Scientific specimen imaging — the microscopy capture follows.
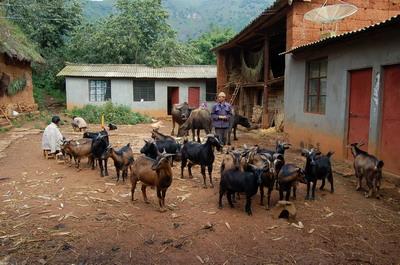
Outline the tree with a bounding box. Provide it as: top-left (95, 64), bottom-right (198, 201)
top-left (190, 27), bottom-right (235, 65)
top-left (5, 0), bottom-right (82, 50)
top-left (67, 0), bottom-right (196, 67)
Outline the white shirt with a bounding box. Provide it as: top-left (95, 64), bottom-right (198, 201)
top-left (72, 117), bottom-right (87, 129)
top-left (42, 122), bottom-right (63, 153)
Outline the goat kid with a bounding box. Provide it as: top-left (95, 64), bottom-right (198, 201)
top-left (302, 149), bottom-right (334, 200)
top-left (106, 143), bottom-right (134, 182)
top-left (349, 143), bottom-right (384, 198)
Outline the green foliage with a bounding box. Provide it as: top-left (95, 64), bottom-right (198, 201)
top-left (7, 77), bottom-right (27, 96)
top-left (67, 102), bottom-right (151, 125)
top-left (79, 0), bottom-right (273, 40)
top-left (190, 27), bottom-right (236, 65)
top-left (67, 0), bottom-right (193, 67)
top-left (5, 0), bottom-right (82, 50)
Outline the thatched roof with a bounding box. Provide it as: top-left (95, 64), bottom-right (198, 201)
top-left (0, 18), bottom-right (44, 64)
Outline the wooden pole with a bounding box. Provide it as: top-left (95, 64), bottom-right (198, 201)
top-left (261, 38), bottom-right (270, 128)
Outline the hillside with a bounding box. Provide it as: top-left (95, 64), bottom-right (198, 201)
top-left (81, 0), bottom-right (273, 40)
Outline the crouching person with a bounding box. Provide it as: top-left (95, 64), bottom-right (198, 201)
top-left (71, 116), bottom-right (87, 132)
top-left (42, 116), bottom-right (63, 157)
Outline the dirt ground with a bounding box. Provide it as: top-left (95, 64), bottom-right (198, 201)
top-left (0, 121), bottom-right (399, 265)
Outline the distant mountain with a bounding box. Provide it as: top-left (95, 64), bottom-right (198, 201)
top-left (81, 0), bottom-right (273, 40)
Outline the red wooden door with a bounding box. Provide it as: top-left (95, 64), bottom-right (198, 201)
top-left (347, 68), bottom-right (372, 158)
top-left (171, 87), bottom-right (179, 105)
top-left (380, 64), bottom-right (400, 174)
top-left (188, 87), bottom-right (200, 108)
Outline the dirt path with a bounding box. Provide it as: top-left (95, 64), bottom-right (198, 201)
top-left (0, 122), bottom-right (399, 265)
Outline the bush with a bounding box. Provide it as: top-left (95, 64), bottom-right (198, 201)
top-left (67, 102), bottom-right (151, 125)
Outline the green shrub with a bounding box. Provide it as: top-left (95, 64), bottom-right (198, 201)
top-left (7, 77), bottom-right (27, 96)
top-left (67, 102), bottom-right (151, 125)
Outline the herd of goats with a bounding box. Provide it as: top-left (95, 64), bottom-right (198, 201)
top-left (59, 104), bottom-right (385, 215)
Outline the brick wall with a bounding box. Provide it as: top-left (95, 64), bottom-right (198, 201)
top-left (287, 0), bottom-right (400, 49)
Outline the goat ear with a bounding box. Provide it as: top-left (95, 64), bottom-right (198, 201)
top-left (144, 139), bottom-right (148, 144)
top-left (301, 149), bottom-right (309, 156)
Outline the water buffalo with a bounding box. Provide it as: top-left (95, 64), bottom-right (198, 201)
top-left (177, 108), bottom-right (212, 142)
top-left (171, 102), bottom-right (193, 136)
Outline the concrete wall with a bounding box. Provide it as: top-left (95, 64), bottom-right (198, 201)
top-left (66, 77), bottom-right (214, 117)
top-left (284, 27), bottom-right (400, 159)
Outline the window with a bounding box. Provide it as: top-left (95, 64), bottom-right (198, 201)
top-left (305, 59), bottom-right (327, 114)
top-left (133, 80), bottom-right (155, 101)
top-left (206, 79), bottom-right (217, 101)
top-left (89, 80), bottom-right (111, 102)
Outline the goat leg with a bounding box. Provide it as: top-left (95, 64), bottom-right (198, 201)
top-left (365, 179), bottom-right (373, 198)
top-left (197, 129), bottom-right (200, 143)
top-left (192, 128), bottom-right (196, 142)
top-left (181, 159), bottom-right (186, 179)
top-left (292, 184), bottom-right (297, 200)
top-left (162, 189), bottom-right (167, 209)
top-left (99, 159), bottom-right (104, 177)
top-left (227, 191), bottom-right (234, 208)
top-left (208, 165), bottom-right (214, 188)
top-left (305, 181), bottom-right (311, 200)
top-left (188, 162), bottom-right (194, 179)
top-left (356, 172), bottom-right (363, 191)
top-left (233, 126), bottom-right (238, 141)
top-left (201, 165), bottom-right (207, 188)
top-left (141, 185), bottom-right (149, 203)
top-left (259, 185), bottom-right (265, 206)
top-left (285, 187), bottom-right (290, 201)
top-left (320, 178), bottom-right (326, 190)
top-left (311, 180), bottom-right (317, 200)
top-left (104, 158), bottom-right (109, 176)
top-left (131, 179), bottom-right (137, 201)
top-left (328, 173), bottom-right (334, 193)
top-left (116, 169), bottom-right (120, 182)
top-left (279, 188), bottom-right (284, 201)
top-left (266, 186), bottom-right (273, 210)
top-left (245, 195), bottom-right (252, 216)
top-left (157, 188), bottom-right (167, 212)
top-left (219, 188), bottom-right (225, 209)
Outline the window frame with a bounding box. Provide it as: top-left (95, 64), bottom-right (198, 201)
top-left (205, 79), bottom-right (217, 101)
top-left (133, 80), bottom-right (155, 102)
top-left (88, 79), bottom-right (111, 102)
top-left (304, 58), bottom-right (328, 114)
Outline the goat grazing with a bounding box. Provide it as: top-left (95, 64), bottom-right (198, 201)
top-left (106, 143), bottom-right (134, 182)
top-left (349, 143), bottom-right (384, 198)
top-left (277, 164), bottom-right (306, 201)
top-left (219, 164), bottom-right (267, 215)
top-left (181, 134), bottom-right (222, 188)
top-left (61, 138), bottom-right (93, 170)
top-left (302, 149), bottom-right (334, 200)
top-left (130, 152), bottom-right (174, 212)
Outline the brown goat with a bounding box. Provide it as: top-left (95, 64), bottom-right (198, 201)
top-left (106, 143), bottom-right (134, 183)
top-left (61, 138), bottom-right (93, 170)
top-left (130, 152), bottom-right (174, 212)
top-left (151, 128), bottom-right (176, 142)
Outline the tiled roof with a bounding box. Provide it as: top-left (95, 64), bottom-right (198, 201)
top-left (57, 64), bottom-right (216, 79)
top-left (283, 14), bottom-right (400, 54)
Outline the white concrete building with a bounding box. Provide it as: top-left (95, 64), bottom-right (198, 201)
top-left (57, 64), bottom-right (217, 117)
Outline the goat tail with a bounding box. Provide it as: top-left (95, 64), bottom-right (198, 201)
top-left (326, 151), bottom-right (335, 158)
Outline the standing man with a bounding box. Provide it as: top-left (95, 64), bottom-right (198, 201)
top-left (42, 115), bottom-right (64, 154)
top-left (211, 92), bottom-right (232, 145)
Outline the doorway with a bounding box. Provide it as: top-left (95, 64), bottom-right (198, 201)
top-left (347, 68), bottom-right (372, 158)
top-left (188, 87), bottom-right (200, 109)
top-left (167, 86), bottom-right (179, 115)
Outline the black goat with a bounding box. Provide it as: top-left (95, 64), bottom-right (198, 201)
top-left (108, 123), bottom-right (118, 130)
top-left (219, 164), bottom-right (266, 215)
top-left (277, 164), bottom-right (306, 201)
top-left (349, 143), bottom-right (384, 198)
top-left (180, 134), bottom-right (222, 188)
top-left (227, 114), bottom-right (251, 145)
top-left (140, 139), bottom-right (181, 165)
top-left (302, 149), bottom-right (334, 200)
top-left (105, 143), bottom-right (134, 182)
top-left (91, 134), bottom-right (109, 177)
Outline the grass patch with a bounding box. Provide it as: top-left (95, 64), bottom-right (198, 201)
top-left (0, 127), bottom-right (10, 133)
top-left (67, 102), bottom-right (151, 125)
